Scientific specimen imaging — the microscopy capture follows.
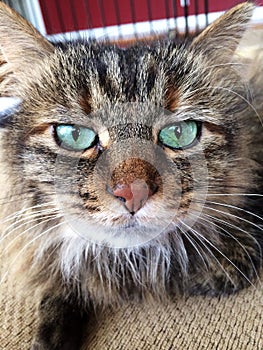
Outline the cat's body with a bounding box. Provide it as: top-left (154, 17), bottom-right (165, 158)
top-left (0, 2), bottom-right (262, 349)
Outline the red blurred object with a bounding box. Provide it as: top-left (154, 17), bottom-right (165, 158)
top-left (39, 0), bottom-right (263, 35)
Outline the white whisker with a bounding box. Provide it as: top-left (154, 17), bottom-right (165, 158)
top-left (205, 193), bottom-right (263, 197)
top-left (189, 212), bottom-right (262, 285)
top-left (1, 214), bottom-right (62, 253)
top-left (2, 200), bottom-right (57, 224)
top-left (0, 220), bottom-right (66, 286)
top-left (204, 201), bottom-right (263, 222)
top-left (1, 208), bottom-right (60, 239)
top-left (201, 211), bottom-right (261, 249)
top-left (178, 225), bottom-right (209, 270)
top-left (180, 220), bottom-right (257, 290)
top-left (202, 205), bottom-right (263, 232)
top-left (205, 62), bottom-right (249, 70)
top-left (179, 220), bottom-right (238, 287)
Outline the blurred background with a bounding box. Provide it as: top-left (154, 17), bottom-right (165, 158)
top-left (1, 0), bottom-right (263, 43)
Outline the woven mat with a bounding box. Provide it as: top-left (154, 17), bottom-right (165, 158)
top-left (1, 279), bottom-right (262, 350)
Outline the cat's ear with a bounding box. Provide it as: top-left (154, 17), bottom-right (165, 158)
top-left (191, 2), bottom-right (254, 62)
top-left (0, 3), bottom-right (53, 77)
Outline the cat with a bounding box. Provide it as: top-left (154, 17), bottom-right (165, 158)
top-left (0, 2), bottom-right (262, 349)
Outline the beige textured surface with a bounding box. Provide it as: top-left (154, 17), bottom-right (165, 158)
top-left (0, 280), bottom-right (262, 350)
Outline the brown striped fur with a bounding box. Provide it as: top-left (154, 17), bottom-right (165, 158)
top-left (0, 3), bottom-right (262, 349)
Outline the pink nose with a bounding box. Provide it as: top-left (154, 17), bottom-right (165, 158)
top-left (113, 179), bottom-right (153, 214)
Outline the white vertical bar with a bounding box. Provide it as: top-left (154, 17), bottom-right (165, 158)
top-left (180, 0), bottom-right (190, 7)
top-left (24, 0), bottom-right (47, 35)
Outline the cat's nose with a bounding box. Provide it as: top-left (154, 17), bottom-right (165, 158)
top-left (113, 179), bottom-right (156, 214)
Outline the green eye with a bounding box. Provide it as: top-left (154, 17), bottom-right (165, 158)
top-left (55, 125), bottom-right (97, 151)
top-left (159, 121), bottom-right (199, 149)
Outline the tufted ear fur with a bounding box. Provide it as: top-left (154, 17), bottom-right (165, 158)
top-left (0, 2), bottom-right (53, 93)
top-left (191, 2), bottom-right (254, 62)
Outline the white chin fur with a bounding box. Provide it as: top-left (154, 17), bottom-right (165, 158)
top-left (63, 215), bottom-right (173, 248)
top-left (59, 201), bottom-right (177, 248)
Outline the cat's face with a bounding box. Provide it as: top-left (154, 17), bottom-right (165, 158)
top-left (0, 42), bottom-right (246, 246)
top-left (13, 44), bottom-right (214, 247)
top-left (0, 3), bottom-right (262, 296)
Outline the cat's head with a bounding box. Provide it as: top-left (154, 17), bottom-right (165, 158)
top-left (0, 3), bottom-right (258, 251)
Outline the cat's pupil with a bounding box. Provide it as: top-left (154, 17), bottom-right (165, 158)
top-left (174, 124), bottom-right (182, 139)
top-left (72, 127), bottom-right (80, 141)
